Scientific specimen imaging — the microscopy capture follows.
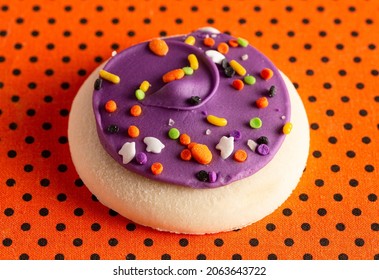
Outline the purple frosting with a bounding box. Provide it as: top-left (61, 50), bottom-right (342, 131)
top-left (93, 30), bottom-right (291, 188)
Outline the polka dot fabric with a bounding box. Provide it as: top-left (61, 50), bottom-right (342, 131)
top-left (1, 1), bottom-right (378, 260)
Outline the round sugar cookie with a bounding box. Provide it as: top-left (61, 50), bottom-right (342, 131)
top-left (68, 28), bottom-right (309, 234)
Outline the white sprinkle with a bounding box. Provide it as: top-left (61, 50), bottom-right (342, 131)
top-left (247, 139), bottom-right (258, 152)
top-left (211, 34), bottom-right (217, 38)
top-left (281, 115), bottom-right (286, 120)
top-left (118, 142), bottom-right (136, 164)
top-left (197, 27), bottom-right (221, 34)
top-left (241, 54), bottom-right (249, 61)
top-left (168, 118), bottom-right (175, 126)
top-left (205, 50), bottom-right (226, 64)
top-left (205, 129), bottom-right (212, 135)
top-left (143, 137), bottom-right (165, 154)
top-left (216, 136), bottom-right (234, 159)
top-left (111, 50), bottom-right (117, 57)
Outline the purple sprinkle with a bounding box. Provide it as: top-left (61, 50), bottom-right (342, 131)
top-left (256, 144), bottom-right (270, 156)
top-left (229, 130), bottom-right (241, 141)
top-left (208, 171), bottom-right (217, 183)
top-left (135, 152), bottom-right (147, 165)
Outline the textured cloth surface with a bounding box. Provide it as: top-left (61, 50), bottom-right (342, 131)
top-left (0, 0), bottom-right (378, 260)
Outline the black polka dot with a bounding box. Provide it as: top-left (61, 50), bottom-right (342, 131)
top-left (4, 208), bottom-right (14, 216)
top-left (1, 5), bottom-right (9, 11)
top-left (348, 6), bottom-right (356, 12)
top-left (28, 82), bottom-right (37, 89)
top-left (371, 223), bottom-right (379, 231)
top-left (353, 56), bottom-right (361, 63)
top-left (356, 82), bottom-right (364, 89)
top-left (306, 69), bottom-right (314, 76)
top-left (299, 193), bottom-right (308, 201)
top-left (91, 223), bottom-right (101, 231)
top-left (312, 150), bottom-right (322, 158)
top-left (319, 238), bottom-right (329, 246)
top-left (352, 208), bottom-right (362, 216)
top-left (249, 238), bottom-right (259, 247)
top-left (74, 208), bottom-right (84, 216)
top-left (343, 123), bottom-right (353, 130)
top-left (63, 30), bottom-right (71, 37)
top-left (333, 193), bottom-right (343, 201)
top-left (179, 238), bottom-right (189, 247)
top-left (304, 43), bottom-right (312, 50)
top-left (282, 208), bottom-right (292, 216)
top-left (317, 208), bottom-right (327, 216)
top-left (303, 254), bottom-right (313, 260)
top-left (302, 18), bottom-right (310, 24)
top-left (90, 254), bottom-right (100, 260)
top-left (21, 223), bottom-right (31, 231)
top-left (321, 56), bottom-right (329, 63)
top-left (73, 238), bottom-right (83, 246)
top-left (355, 238), bottom-right (364, 247)
top-left (214, 238), bottom-right (224, 247)
top-left (40, 178), bottom-right (50, 187)
top-left (267, 254), bottom-right (277, 260)
top-left (56, 223), bottom-right (66, 231)
top-left (362, 136), bottom-right (371, 144)
top-left (144, 238), bottom-right (153, 247)
top-left (371, 69), bottom-right (379, 76)
top-left (197, 254), bottom-right (206, 260)
top-left (55, 254), bottom-right (64, 260)
top-left (339, 253), bottom-right (348, 260)
top-left (38, 238), bottom-right (48, 246)
top-left (349, 179), bottom-right (359, 187)
top-left (75, 178), bottom-right (84, 187)
top-left (111, 18), bottom-right (119, 24)
top-left (7, 150), bottom-right (17, 158)
top-left (284, 238), bottom-right (294, 246)
top-left (222, 5), bottom-right (230, 12)
top-left (126, 223), bottom-right (136, 231)
top-left (15, 18), bottom-right (24, 24)
top-left (190, 6), bottom-right (198, 12)
top-left (9, 122), bottom-right (18, 130)
top-left (336, 43), bottom-right (344, 50)
top-left (310, 123), bottom-right (319, 130)
top-left (331, 164), bottom-right (340, 172)
top-left (365, 164), bottom-right (374, 172)
top-left (127, 30), bottom-right (135, 37)
top-left (175, 18), bottom-right (183, 24)
top-left (287, 31), bottom-right (295, 37)
top-left (334, 18), bottom-right (342, 24)
top-left (108, 238), bottom-right (118, 246)
top-left (255, 31), bottom-right (263, 37)
top-left (57, 164), bottom-right (67, 172)
top-left (58, 136), bottom-right (68, 144)
top-left (161, 254), bottom-right (171, 260)
top-left (57, 193), bottom-right (67, 202)
top-left (351, 31), bottom-right (359, 37)
top-left (336, 223), bottom-right (346, 231)
top-left (315, 179), bottom-right (324, 187)
top-left (289, 56), bottom-right (296, 63)
top-left (126, 254), bottom-right (136, 260)
top-left (368, 43), bottom-right (376, 50)
top-left (24, 164), bottom-right (34, 172)
top-left (108, 209), bottom-right (118, 216)
top-left (39, 208), bottom-right (49, 216)
top-left (319, 31), bottom-right (327, 37)
top-left (301, 223), bottom-right (311, 231)
top-left (3, 238), bottom-right (12, 247)
top-left (368, 193), bottom-right (377, 202)
top-left (266, 223), bottom-right (276, 231)
top-left (308, 95), bottom-right (317, 102)
top-left (346, 150), bottom-right (356, 158)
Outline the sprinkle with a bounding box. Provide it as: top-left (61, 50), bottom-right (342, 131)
top-left (148, 38), bottom-right (169, 56)
top-left (230, 130), bottom-right (241, 140)
top-left (205, 129), bottom-right (212, 135)
top-left (237, 37), bottom-right (249, 47)
top-left (144, 137), bottom-right (165, 153)
top-left (135, 89), bottom-right (145, 100)
top-left (196, 170), bottom-right (209, 182)
top-left (206, 115), bottom-right (228, 127)
top-left (184, 35), bottom-right (196, 45)
top-left (188, 96), bottom-right (202, 105)
top-left (229, 60), bottom-right (246, 76)
top-left (217, 42), bottom-right (229, 54)
top-left (224, 66), bottom-right (235, 78)
top-left (221, 59), bottom-right (229, 69)
top-left (203, 37), bottom-right (215, 47)
top-left (151, 162), bottom-right (163, 175)
top-left (216, 136), bottom-right (234, 159)
top-left (107, 124), bottom-right (119, 134)
top-left (232, 79), bottom-right (244, 90)
top-left (139, 80), bottom-right (150, 92)
top-left (111, 50), bottom-right (117, 57)
top-left (244, 75), bottom-right (256, 85)
top-left (249, 117), bottom-right (262, 129)
top-left (130, 105), bottom-right (142, 117)
top-left (190, 143), bottom-right (213, 165)
top-left (256, 97), bottom-right (269, 108)
top-left (268, 85), bottom-right (277, 97)
top-left (197, 27), bottom-right (221, 34)
top-left (257, 136), bottom-right (269, 145)
top-left (234, 149), bottom-right (248, 162)
top-left (99, 69), bottom-right (120, 84)
top-left (168, 128), bottom-right (180, 140)
top-left (208, 171), bottom-right (217, 183)
top-left (105, 100), bottom-right (117, 113)
top-left (94, 78), bottom-right (102, 90)
top-left (281, 115), bottom-right (286, 120)
top-left (135, 152), bottom-right (147, 165)
top-left (180, 149), bottom-right (192, 161)
top-left (283, 122), bottom-right (293, 134)
top-left (188, 54), bottom-right (199, 70)
top-left (127, 125), bottom-right (140, 138)
top-left (228, 39), bottom-right (239, 48)
top-left (241, 54), bottom-right (249, 61)
top-left (256, 144), bottom-right (270, 156)
top-left (247, 139), bottom-right (258, 151)
top-left (205, 50), bottom-right (225, 64)
top-left (118, 142), bottom-right (136, 164)
top-left (168, 118), bottom-right (175, 126)
top-left (182, 66), bottom-right (194, 75)
top-left (187, 142), bottom-right (197, 150)
top-left (260, 68), bottom-right (274, 80)
top-left (162, 69), bottom-right (185, 83)
top-left (179, 133), bottom-right (191, 146)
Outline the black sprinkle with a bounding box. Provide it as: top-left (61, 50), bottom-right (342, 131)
top-left (268, 85), bottom-right (276, 97)
top-left (94, 78), bottom-right (102, 90)
top-left (188, 96), bottom-right (202, 105)
top-left (257, 136), bottom-right (269, 145)
top-left (196, 170), bottom-right (209, 182)
top-left (107, 124), bottom-right (119, 134)
top-left (224, 66), bottom-right (235, 77)
top-left (221, 58), bottom-right (229, 69)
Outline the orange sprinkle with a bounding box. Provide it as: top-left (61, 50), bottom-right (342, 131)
top-left (217, 42), bottom-right (229, 54)
top-left (162, 69), bottom-right (185, 83)
top-left (179, 133), bottom-right (191, 146)
top-left (127, 125), bottom-right (140, 138)
top-left (190, 143), bottom-right (212, 165)
top-left (232, 79), bottom-right (244, 90)
top-left (130, 105), bottom-right (142, 117)
top-left (148, 38), bottom-right (169, 56)
top-left (151, 162), bottom-right (163, 175)
top-left (104, 100), bottom-right (117, 113)
top-left (180, 149), bottom-right (192, 161)
top-left (203, 37), bottom-right (215, 47)
top-left (187, 142), bottom-right (198, 150)
top-left (260, 68), bottom-right (274, 80)
top-left (234, 149), bottom-right (248, 162)
top-left (256, 97), bottom-right (269, 108)
top-left (228, 39), bottom-right (239, 47)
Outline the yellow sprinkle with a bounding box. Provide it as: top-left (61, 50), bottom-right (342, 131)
top-left (185, 35), bottom-right (196, 45)
top-left (139, 80), bottom-right (150, 92)
top-left (188, 54), bottom-right (199, 70)
top-left (99, 69), bottom-right (120, 84)
top-left (206, 115), bottom-right (228, 127)
top-left (283, 122), bottom-right (293, 134)
top-left (229, 60), bottom-right (246, 76)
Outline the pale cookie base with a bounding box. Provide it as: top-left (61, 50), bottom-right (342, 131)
top-left (68, 65), bottom-right (309, 234)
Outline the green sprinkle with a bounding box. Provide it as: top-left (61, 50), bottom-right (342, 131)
top-left (135, 89), bottom-right (145, 101)
top-left (182, 66), bottom-right (194, 75)
top-left (237, 37), bottom-right (249, 47)
top-left (249, 117), bottom-right (262, 129)
top-left (168, 128), bottom-right (180, 140)
top-left (244, 75), bottom-right (256, 85)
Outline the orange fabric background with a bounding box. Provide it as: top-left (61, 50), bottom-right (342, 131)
top-left (0, 0), bottom-right (378, 260)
